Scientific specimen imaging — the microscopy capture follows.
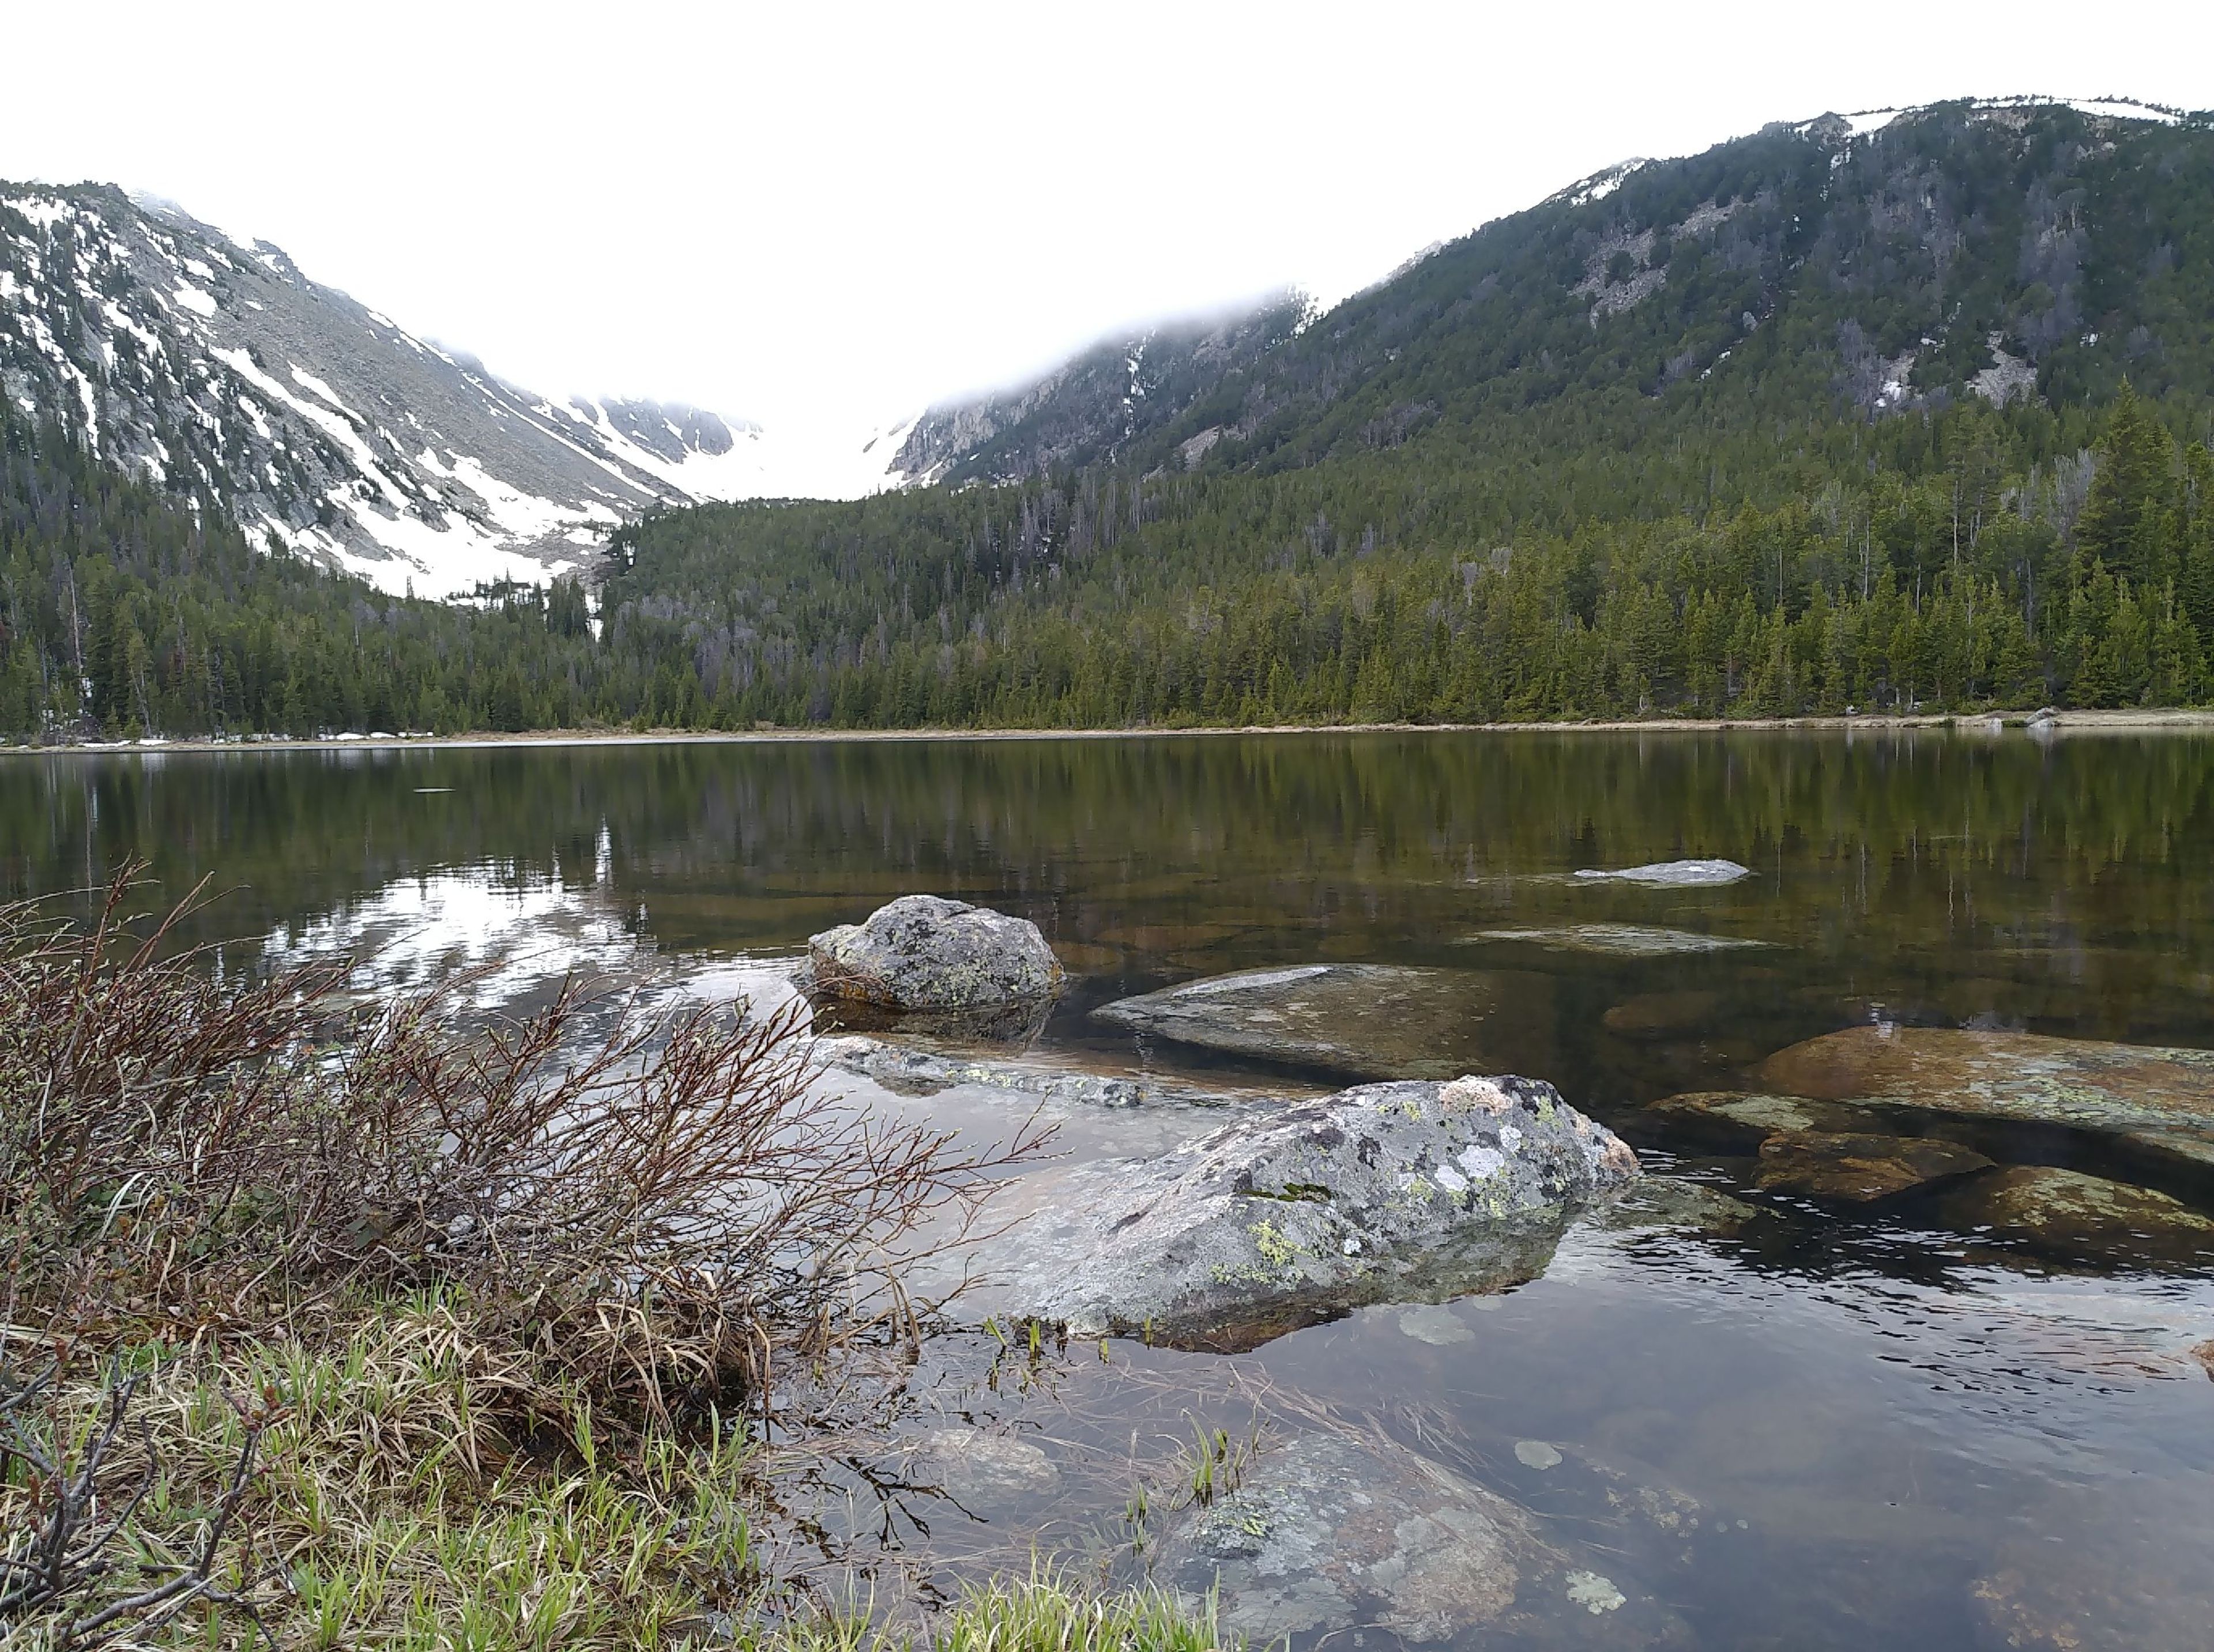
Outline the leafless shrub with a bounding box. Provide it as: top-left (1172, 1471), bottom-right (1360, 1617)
top-left (1, 865), bottom-right (1046, 1426)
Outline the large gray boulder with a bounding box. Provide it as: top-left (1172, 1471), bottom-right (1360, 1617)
top-left (959, 1073), bottom-right (1640, 1349)
top-left (805, 895), bottom-right (1063, 1014)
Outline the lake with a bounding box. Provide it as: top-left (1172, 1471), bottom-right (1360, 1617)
top-left (6, 729), bottom-right (2212, 1649)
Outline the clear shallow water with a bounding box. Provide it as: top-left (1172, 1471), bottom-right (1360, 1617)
top-left (6, 730), bottom-right (2213, 1648)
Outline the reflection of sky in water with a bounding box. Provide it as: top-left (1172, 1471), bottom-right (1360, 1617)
top-left (265, 840), bottom-right (635, 1004)
top-left (261, 824), bottom-right (803, 1016)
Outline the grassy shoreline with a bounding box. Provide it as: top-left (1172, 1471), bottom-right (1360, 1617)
top-left (1, 876), bottom-right (1174, 1650)
top-left (6, 705), bottom-right (2214, 757)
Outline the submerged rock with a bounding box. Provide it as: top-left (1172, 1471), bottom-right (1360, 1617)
top-left (1603, 990), bottom-right (1724, 1039)
top-left (1588, 1175), bottom-right (1759, 1235)
top-left (962, 1074), bottom-right (1640, 1350)
top-left (1571, 859), bottom-right (1752, 887)
top-left (1970, 1481), bottom-right (2214, 1651)
top-left (1641, 1091), bottom-right (1889, 1151)
top-left (1154, 1431), bottom-right (1679, 1646)
top-left (1755, 1027), bottom-right (2214, 1193)
top-left (1473, 925), bottom-right (1773, 957)
top-left (1754, 1027), bottom-right (2214, 1136)
top-left (1091, 964), bottom-right (1516, 1080)
top-left (1753, 1130), bottom-right (1994, 1202)
top-left (1938, 1167), bottom-right (2214, 1265)
top-left (822, 1036), bottom-right (1279, 1109)
top-left (908, 1427), bottom-right (1061, 1504)
top-left (804, 896), bottom-right (1063, 1015)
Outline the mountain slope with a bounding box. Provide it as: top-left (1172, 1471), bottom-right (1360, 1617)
top-left (890, 293), bottom-right (1311, 486)
top-left (900, 96), bottom-right (2212, 487)
top-left (0, 183), bottom-right (848, 596)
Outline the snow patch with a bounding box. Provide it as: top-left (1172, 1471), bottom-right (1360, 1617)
top-left (288, 364), bottom-right (355, 413)
top-left (1550, 159), bottom-right (1651, 209)
top-left (172, 282), bottom-right (218, 318)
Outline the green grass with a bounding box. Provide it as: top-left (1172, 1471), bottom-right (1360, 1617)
top-left (6, 1297), bottom-right (1229, 1651)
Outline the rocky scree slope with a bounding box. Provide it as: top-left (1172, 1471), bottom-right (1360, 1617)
top-left (0, 182), bottom-right (757, 597)
top-left (895, 96), bottom-right (2214, 486)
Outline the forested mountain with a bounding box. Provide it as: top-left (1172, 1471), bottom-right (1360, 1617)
top-left (7, 96), bottom-right (2214, 741)
top-left (0, 182), bottom-right (821, 597)
top-left (580, 98), bottom-right (2214, 729)
top-left (902, 97), bottom-right (2211, 486)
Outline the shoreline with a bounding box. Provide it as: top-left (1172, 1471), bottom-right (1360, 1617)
top-left (5, 706), bottom-right (2213, 756)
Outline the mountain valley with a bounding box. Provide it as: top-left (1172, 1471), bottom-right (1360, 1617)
top-left (5, 93), bottom-right (2214, 735)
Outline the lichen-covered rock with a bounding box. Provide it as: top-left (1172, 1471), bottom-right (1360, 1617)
top-left (1938, 1166), bottom-right (2214, 1265)
top-left (1153, 1431), bottom-right (1681, 1646)
top-left (1091, 964), bottom-right (1522, 1080)
top-left (962, 1074), bottom-right (1640, 1350)
top-left (804, 895), bottom-right (1063, 1014)
top-left (1753, 1130), bottom-right (1993, 1202)
top-left (1754, 1027), bottom-right (2214, 1135)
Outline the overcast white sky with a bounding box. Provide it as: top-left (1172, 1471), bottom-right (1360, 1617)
top-left (7, 2), bottom-right (2210, 439)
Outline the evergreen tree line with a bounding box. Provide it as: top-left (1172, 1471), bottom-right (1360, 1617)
top-left (593, 386), bottom-right (2214, 729)
top-left (3, 386), bottom-right (2212, 740)
top-left (0, 412), bottom-right (605, 740)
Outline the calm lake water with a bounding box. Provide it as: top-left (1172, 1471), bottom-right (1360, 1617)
top-left (6, 730), bottom-right (2213, 1649)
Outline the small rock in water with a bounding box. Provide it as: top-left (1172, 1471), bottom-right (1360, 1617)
top-left (1154, 1431), bottom-right (1675, 1645)
top-left (957, 1073), bottom-right (1640, 1351)
top-left (1753, 1130), bottom-right (1994, 1203)
top-left (1938, 1166), bottom-right (2214, 1266)
top-left (1565, 1571), bottom-right (1627, 1614)
top-left (1473, 925), bottom-right (1773, 957)
top-left (1093, 963), bottom-right (1524, 1080)
top-left (2191, 1339), bottom-right (2214, 1379)
top-left (1641, 1091), bottom-right (1889, 1152)
top-left (1514, 1439), bottom-right (1563, 1470)
top-left (803, 895), bottom-right (1063, 1015)
top-left (1571, 859), bottom-right (1752, 887)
